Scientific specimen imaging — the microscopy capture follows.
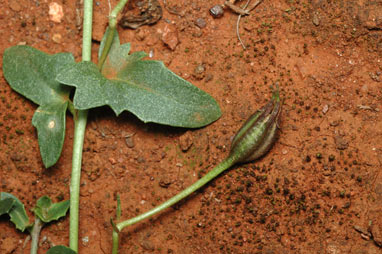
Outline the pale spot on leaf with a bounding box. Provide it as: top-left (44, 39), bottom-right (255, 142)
top-left (48, 120), bottom-right (55, 129)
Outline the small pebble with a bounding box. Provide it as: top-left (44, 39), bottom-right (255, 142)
top-left (322, 104), bottom-right (329, 114)
top-left (49, 2), bottom-right (64, 23)
top-left (209, 5), bottom-right (224, 18)
top-left (125, 136), bottom-right (135, 148)
top-left (369, 72), bottom-right (381, 82)
top-left (82, 236), bottom-right (89, 246)
top-left (312, 13), bottom-right (320, 26)
top-left (160, 23), bottom-right (179, 51)
top-left (109, 157), bottom-right (116, 165)
top-left (140, 238), bottom-right (155, 251)
top-left (52, 33), bottom-right (62, 43)
top-left (159, 178), bottom-right (171, 188)
top-left (192, 30), bottom-right (203, 38)
top-left (193, 64), bottom-right (205, 80)
top-left (195, 18), bottom-right (206, 28)
top-left (179, 131), bottom-right (193, 152)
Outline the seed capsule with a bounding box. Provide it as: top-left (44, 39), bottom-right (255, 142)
top-left (229, 88), bottom-right (281, 163)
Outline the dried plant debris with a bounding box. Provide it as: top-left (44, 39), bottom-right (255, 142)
top-left (119, 0), bottom-right (162, 29)
top-left (209, 0), bottom-right (263, 49)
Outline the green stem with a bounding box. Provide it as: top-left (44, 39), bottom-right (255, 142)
top-left (69, 0), bottom-right (92, 251)
top-left (97, 0), bottom-right (129, 69)
top-left (111, 196), bottom-right (121, 254)
top-left (82, 0), bottom-right (93, 62)
top-left (30, 218), bottom-right (43, 254)
top-left (112, 227), bottom-right (119, 254)
top-left (69, 110), bottom-right (88, 252)
top-left (116, 156), bottom-right (236, 231)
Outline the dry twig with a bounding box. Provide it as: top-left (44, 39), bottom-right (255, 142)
top-left (225, 1), bottom-right (250, 15)
top-left (236, 0), bottom-right (263, 49)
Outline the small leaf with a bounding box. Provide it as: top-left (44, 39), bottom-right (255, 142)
top-left (33, 196), bottom-right (70, 223)
top-left (32, 103), bottom-right (68, 167)
top-left (3, 46), bottom-right (75, 167)
top-left (57, 29), bottom-right (221, 128)
top-left (46, 245), bottom-right (77, 254)
top-left (0, 192), bottom-right (30, 232)
top-left (0, 198), bottom-right (15, 216)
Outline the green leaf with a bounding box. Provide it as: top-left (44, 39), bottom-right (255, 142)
top-left (46, 245), bottom-right (77, 254)
top-left (32, 103), bottom-right (68, 167)
top-left (57, 29), bottom-right (221, 128)
top-left (3, 46), bottom-right (75, 167)
top-left (0, 192), bottom-right (30, 232)
top-left (0, 198), bottom-right (15, 216)
top-left (33, 196), bottom-right (70, 223)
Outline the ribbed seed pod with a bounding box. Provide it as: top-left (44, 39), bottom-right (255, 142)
top-left (229, 88), bottom-right (281, 164)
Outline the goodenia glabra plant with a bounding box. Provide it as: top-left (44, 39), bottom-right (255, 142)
top-left (3, 0), bottom-right (221, 252)
top-left (3, 0), bottom-right (282, 253)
